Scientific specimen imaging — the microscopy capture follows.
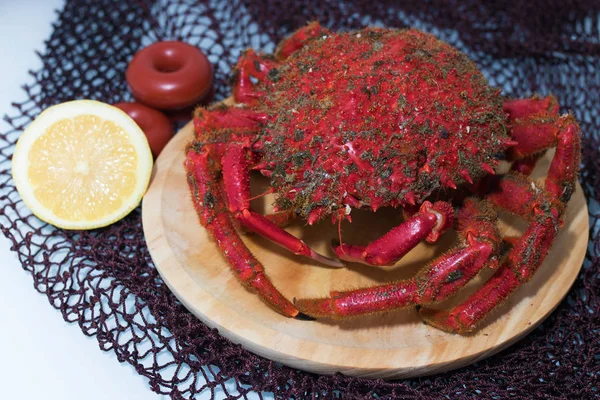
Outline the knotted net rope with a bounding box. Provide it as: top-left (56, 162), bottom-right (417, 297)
top-left (0, 0), bottom-right (599, 398)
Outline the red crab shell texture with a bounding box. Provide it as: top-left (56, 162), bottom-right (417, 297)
top-left (250, 27), bottom-right (512, 220)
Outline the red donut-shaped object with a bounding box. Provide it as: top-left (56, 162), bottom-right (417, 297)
top-left (126, 41), bottom-right (213, 110)
top-left (114, 102), bottom-right (174, 158)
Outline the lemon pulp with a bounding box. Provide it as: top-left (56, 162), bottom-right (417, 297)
top-left (28, 114), bottom-right (138, 222)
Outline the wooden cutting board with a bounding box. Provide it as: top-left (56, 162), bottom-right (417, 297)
top-left (142, 117), bottom-right (588, 379)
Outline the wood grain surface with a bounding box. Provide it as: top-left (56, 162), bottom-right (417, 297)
top-left (142, 119), bottom-right (588, 379)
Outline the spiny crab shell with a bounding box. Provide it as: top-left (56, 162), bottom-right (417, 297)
top-left (249, 27), bottom-right (510, 221)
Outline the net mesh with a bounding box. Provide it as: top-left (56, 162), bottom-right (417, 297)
top-left (1, 0), bottom-right (599, 398)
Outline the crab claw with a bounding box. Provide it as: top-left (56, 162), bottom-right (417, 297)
top-left (330, 201), bottom-right (454, 266)
top-left (309, 249), bottom-right (345, 268)
top-left (332, 239), bottom-right (361, 262)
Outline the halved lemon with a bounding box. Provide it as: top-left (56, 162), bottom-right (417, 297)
top-left (12, 100), bottom-right (153, 230)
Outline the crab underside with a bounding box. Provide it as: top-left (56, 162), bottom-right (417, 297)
top-left (184, 22), bottom-right (581, 334)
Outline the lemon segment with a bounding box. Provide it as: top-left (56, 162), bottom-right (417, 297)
top-left (12, 100), bottom-right (153, 230)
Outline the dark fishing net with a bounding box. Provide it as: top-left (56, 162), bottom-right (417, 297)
top-left (1, 0), bottom-right (599, 398)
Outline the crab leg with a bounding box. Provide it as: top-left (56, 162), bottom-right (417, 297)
top-left (295, 199), bottom-right (501, 318)
top-left (333, 201), bottom-right (454, 266)
top-left (187, 106), bottom-right (304, 316)
top-left (420, 116), bottom-right (580, 333)
top-left (232, 49), bottom-right (277, 104)
top-left (503, 96), bottom-right (562, 176)
top-left (222, 142), bottom-right (343, 267)
top-left (274, 21), bottom-right (331, 60)
top-left (503, 96), bottom-right (561, 161)
top-left (194, 106), bottom-right (268, 137)
top-left (241, 212), bottom-right (296, 234)
top-left (233, 22), bottom-right (331, 104)
top-left (186, 147), bottom-right (298, 317)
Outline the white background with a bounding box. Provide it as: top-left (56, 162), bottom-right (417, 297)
top-left (0, 1), bottom-right (246, 398)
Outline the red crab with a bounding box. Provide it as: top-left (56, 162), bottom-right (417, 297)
top-left (184, 22), bottom-right (580, 333)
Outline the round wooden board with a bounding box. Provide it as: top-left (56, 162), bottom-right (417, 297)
top-left (142, 120), bottom-right (588, 379)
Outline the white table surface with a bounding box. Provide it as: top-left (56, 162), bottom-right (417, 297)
top-left (0, 2), bottom-right (257, 398)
